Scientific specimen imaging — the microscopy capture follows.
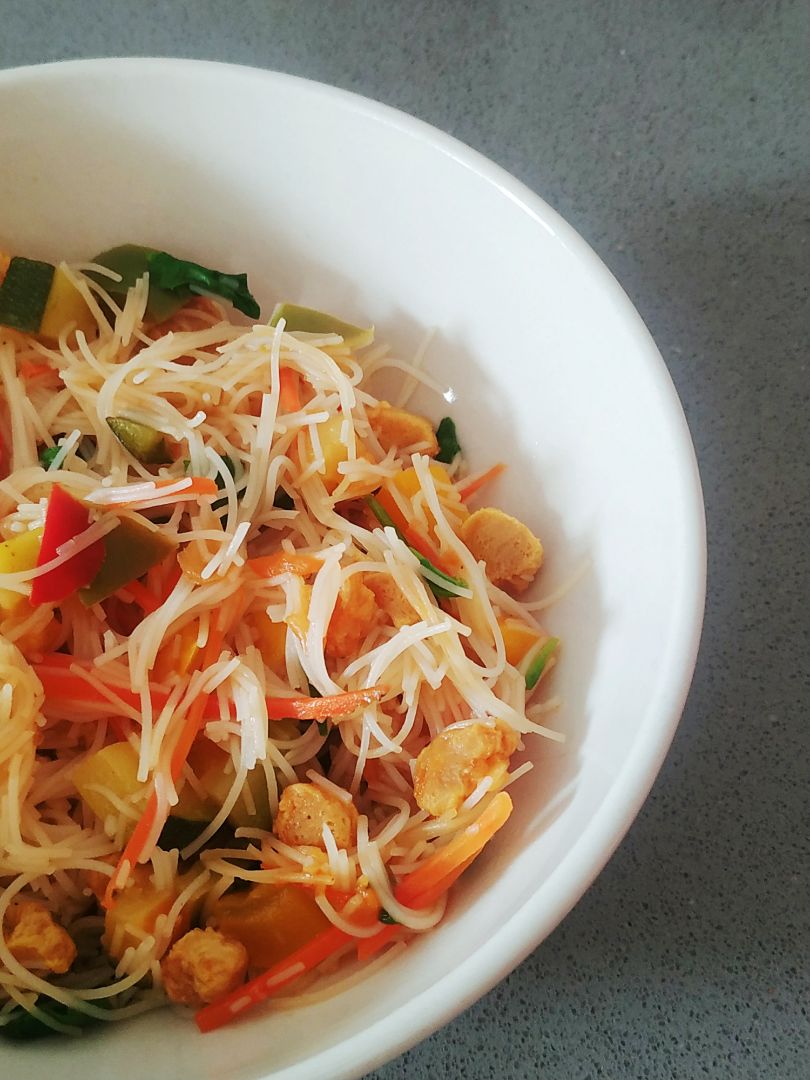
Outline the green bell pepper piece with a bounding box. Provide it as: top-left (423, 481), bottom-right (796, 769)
top-left (80, 516), bottom-right (176, 607)
top-left (89, 244), bottom-right (187, 323)
top-left (269, 303), bottom-right (374, 347)
top-left (106, 417), bottom-right (172, 465)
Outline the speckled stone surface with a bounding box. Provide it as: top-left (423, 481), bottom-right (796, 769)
top-left (2, 2), bottom-right (808, 1077)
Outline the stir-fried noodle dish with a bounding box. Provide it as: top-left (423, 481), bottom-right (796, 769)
top-left (0, 245), bottom-right (561, 1037)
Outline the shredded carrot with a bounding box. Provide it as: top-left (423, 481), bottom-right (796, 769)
top-left (122, 579), bottom-right (162, 615)
top-left (457, 463), bottom-right (506, 503)
top-left (33, 655), bottom-right (378, 725)
top-left (196, 793), bottom-right (512, 1031)
top-left (94, 477), bottom-right (219, 508)
top-left (278, 367), bottom-right (301, 413)
top-left (196, 926), bottom-right (350, 1033)
top-left (260, 686), bottom-right (386, 721)
top-left (103, 589), bottom-right (247, 908)
top-left (18, 360), bottom-right (58, 382)
top-left (399, 522), bottom-right (456, 577)
top-left (355, 923), bottom-right (399, 962)
top-left (247, 552), bottom-right (324, 579)
top-left (396, 793), bottom-right (513, 906)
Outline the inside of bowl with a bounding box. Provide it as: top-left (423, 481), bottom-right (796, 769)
top-left (0, 60), bottom-right (703, 1080)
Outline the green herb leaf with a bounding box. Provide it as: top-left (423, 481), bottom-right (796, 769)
top-left (366, 496), bottom-right (468, 600)
top-left (378, 909), bottom-right (399, 925)
top-left (39, 445), bottom-right (61, 470)
top-left (525, 637), bottom-right (560, 691)
top-left (0, 998), bottom-right (107, 1041)
top-left (435, 417), bottom-right (461, 464)
top-left (147, 252), bottom-right (260, 319)
top-left (317, 720), bottom-right (328, 737)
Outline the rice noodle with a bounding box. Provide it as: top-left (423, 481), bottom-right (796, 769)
top-left (0, 258), bottom-right (564, 1032)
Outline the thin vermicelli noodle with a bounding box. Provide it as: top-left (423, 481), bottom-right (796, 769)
top-left (0, 247), bottom-right (563, 1035)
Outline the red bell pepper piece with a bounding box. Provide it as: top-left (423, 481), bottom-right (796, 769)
top-left (30, 485), bottom-right (105, 604)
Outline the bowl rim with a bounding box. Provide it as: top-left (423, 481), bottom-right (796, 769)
top-left (0, 57), bottom-right (707, 1080)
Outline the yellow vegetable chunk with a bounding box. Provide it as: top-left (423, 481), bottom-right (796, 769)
top-left (206, 884), bottom-right (330, 973)
top-left (498, 616), bottom-right (543, 667)
top-left (153, 618), bottom-right (201, 682)
top-left (308, 414), bottom-right (377, 498)
top-left (0, 528), bottom-right (42, 613)
top-left (73, 741), bottom-right (210, 833)
top-left (187, 739), bottom-right (272, 830)
top-left (103, 864), bottom-right (199, 961)
top-left (375, 462), bottom-right (467, 538)
top-left (38, 266), bottom-right (94, 344)
top-left (248, 609), bottom-right (287, 679)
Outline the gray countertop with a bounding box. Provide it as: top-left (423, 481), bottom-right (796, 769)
top-left (2, 2), bottom-right (808, 1077)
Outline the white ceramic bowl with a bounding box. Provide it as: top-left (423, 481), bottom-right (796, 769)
top-left (0, 59), bottom-right (705, 1080)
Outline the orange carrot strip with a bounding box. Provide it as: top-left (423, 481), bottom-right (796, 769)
top-left (103, 589), bottom-right (246, 908)
top-left (395, 793), bottom-right (513, 907)
top-left (278, 368), bottom-right (301, 413)
top-left (122, 580), bottom-right (162, 615)
top-left (247, 552), bottom-right (324, 578)
top-left (357, 805), bottom-right (509, 961)
top-left (19, 360), bottom-right (58, 381)
top-left (399, 522), bottom-right (456, 577)
top-left (196, 926), bottom-right (350, 1033)
top-left (34, 656), bottom-right (375, 725)
top-left (457, 463), bottom-right (506, 503)
top-left (197, 795), bottom-right (512, 1030)
top-left (356, 924), bottom-right (403, 963)
top-left (99, 477), bottom-right (218, 508)
top-left (257, 686), bottom-right (386, 722)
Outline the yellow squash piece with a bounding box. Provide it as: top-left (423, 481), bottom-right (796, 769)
top-left (498, 616), bottom-right (543, 667)
top-left (187, 739), bottom-right (272, 830)
top-left (206, 884), bottom-right (329, 973)
top-left (73, 741), bottom-right (211, 834)
top-left (103, 864), bottom-right (201, 961)
top-left (38, 266), bottom-right (95, 344)
top-left (0, 528), bottom-right (43, 614)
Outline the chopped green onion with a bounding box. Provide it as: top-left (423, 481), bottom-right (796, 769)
top-left (366, 496), bottom-right (468, 600)
top-left (317, 720), bottom-right (328, 737)
top-left (435, 417), bottom-right (461, 464)
top-left (525, 637), bottom-right (560, 691)
top-left (38, 445), bottom-right (61, 470)
top-left (378, 908), bottom-right (399, 925)
top-left (366, 495), bottom-right (397, 531)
